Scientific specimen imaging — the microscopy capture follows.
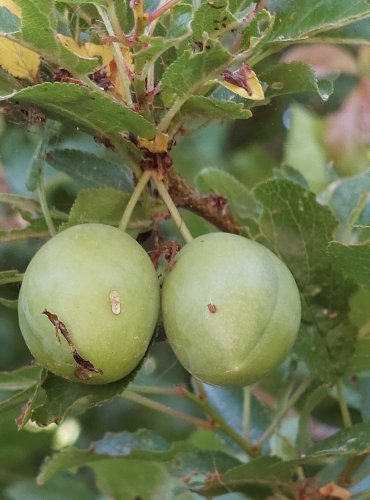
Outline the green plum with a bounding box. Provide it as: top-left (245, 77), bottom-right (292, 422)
top-left (161, 232), bottom-right (301, 387)
top-left (18, 223), bottom-right (160, 384)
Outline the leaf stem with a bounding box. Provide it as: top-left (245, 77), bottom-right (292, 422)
top-left (122, 390), bottom-right (213, 429)
top-left (257, 376), bottom-right (313, 447)
top-left (153, 177), bottom-right (193, 243)
top-left (96, 5), bottom-right (133, 107)
top-left (119, 170), bottom-right (152, 231)
top-left (336, 379), bottom-right (352, 428)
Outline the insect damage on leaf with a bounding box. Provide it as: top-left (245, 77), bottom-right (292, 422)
top-left (220, 63), bottom-right (265, 100)
top-left (42, 309), bottom-right (103, 379)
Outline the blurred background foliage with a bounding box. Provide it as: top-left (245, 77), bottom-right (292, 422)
top-left (1, 22), bottom-right (370, 500)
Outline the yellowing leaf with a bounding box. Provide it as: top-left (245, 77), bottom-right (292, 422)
top-left (0, 0), bottom-right (20, 17)
top-left (138, 133), bottom-right (169, 153)
top-left (219, 64), bottom-right (265, 100)
top-left (0, 37), bottom-right (40, 81)
top-left (57, 34), bottom-right (113, 69)
top-left (57, 35), bottom-right (134, 101)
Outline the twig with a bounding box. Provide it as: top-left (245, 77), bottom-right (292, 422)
top-left (164, 168), bottom-right (240, 234)
top-left (257, 376), bottom-right (313, 447)
top-left (122, 390), bottom-right (213, 429)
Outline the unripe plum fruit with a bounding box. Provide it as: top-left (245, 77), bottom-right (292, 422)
top-left (18, 223), bottom-right (160, 384)
top-left (161, 233), bottom-right (301, 387)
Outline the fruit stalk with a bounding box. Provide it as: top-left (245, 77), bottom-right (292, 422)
top-left (153, 175), bottom-right (193, 243)
top-left (119, 170), bottom-right (152, 231)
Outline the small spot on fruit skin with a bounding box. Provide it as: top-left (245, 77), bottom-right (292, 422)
top-left (207, 303), bottom-right (217, 313)
top-left (109, 290), bottom-right (121, 315)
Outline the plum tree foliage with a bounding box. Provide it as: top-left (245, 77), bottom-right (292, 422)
top-left (1, 0), bottom-right (370, 498)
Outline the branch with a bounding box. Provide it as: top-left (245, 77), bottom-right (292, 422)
top-left (164, 168), bottom-right (241, 234)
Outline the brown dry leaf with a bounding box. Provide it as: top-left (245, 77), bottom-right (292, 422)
top-left (138, 133), bottom-right (169, 153)
top-left (282, 45), bottom-right (357, 77)
top-left (0, 37), bottom-right (40, 81)
top-left (319, 482), bottom-right (351, 500)
top-left (0, 0), bottom-right (20, 17)
top-left (219, 64), bottom-right (265, 100)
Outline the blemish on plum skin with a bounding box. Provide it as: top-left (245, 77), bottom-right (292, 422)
top-left (42, 309), bottom-right (103, 378)
top-left (207, 303), bottom-right (217, 313)
top-left (109, 290), bottom-right (121, 315)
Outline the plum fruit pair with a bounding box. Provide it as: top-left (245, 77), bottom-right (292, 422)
top-left (18, 223), bottom-right (301, 386)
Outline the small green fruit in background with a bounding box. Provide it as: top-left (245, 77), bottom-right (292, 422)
top-left (18, 223), bottom-right (160, 384)
top-left (161, 232), bottom-right (301, 387)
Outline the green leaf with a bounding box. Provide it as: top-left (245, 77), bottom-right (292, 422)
top-left (0, 386), bottom-right (36, 421)
top-left (55, 0), bottom-right (107, 4)
top-left (29, 370), bottom-right (137, 427)
top-left (181, 96), bottom-right (252, 120)
top-left (197, 456), bottom-right (296, 496)
top-left (0, 7), bottom-right (20, 33)
top-left (266, 0), bottom-right (370, 43)
top-left (294, 321), bottom-right (357, 382)
top-left (228, 0), bottom-right (254, 14)
top-left (166, 3), bottom-right (192, 38)
top-left (347, 288), bottom-right (370, 375)
top-left (46, 149), bottom-right (134, 192)
top-left (13, 0), bottom-right (100, 75)
top-left (328, 242), bottom-right (370, 289)
top-left (191, 1), bottom-right (236, 41)
top-left (240, 9), bottom-right (274, 50)
top-left (297, 385), bottom-right (329, 452)
top-left (326, 171), bottom-right (370, 226)
top-left (5, 476), bottom-right (100, 500)
top-left (196, 167), bottom-right (258, 225)
top-left (90, 460), bottom-right (184, 500)
top-left (0, 269), bottom-right (23, 285)
top-left (38, 429), bottom-right (241, 483)
top-left (254, 179), bottom-right (351, 309)
top-left (283, 104), bottom-right (330, 194)
top-left (261, 62), bottom-right (333, 101)
top-left (160, 42), bottom-right (232, 107)
top-left (0, 366), bottom-right (42, 391)
top-left (199, 384), bottom-right (271, 448)
top-left (2, 83), bottom-right (156, 139)
top-left (307, 421), bottom-right (370, 457)
top-left (319, 18), bottom-right (370, 44)
top-left (65, 188), bottom-right (150, 231)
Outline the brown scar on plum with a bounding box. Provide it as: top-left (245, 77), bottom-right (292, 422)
top-left (207, 303), bottom-right (217, 313)
top-left (42, 309), bottom-right (103, 378)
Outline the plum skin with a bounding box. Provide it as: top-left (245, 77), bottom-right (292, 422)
top-left (161, 232), bottom-right (301, 387)
top-left (18, 223), bottom-right (160, 384)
